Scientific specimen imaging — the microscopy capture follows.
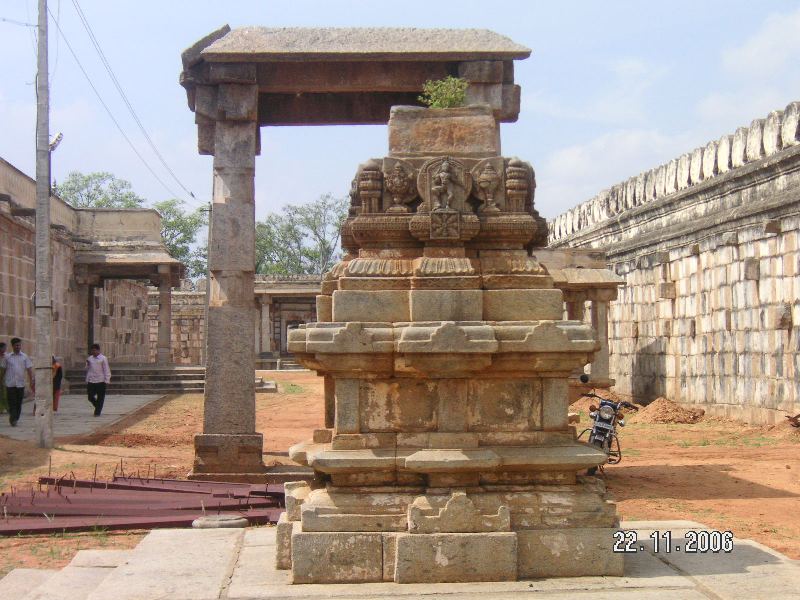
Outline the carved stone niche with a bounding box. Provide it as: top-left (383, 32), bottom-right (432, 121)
top-left (417, 156), bottom-right (473, 213)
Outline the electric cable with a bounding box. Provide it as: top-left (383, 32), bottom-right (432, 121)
top-left (69, 0), bottom-right (200, 206)
top-left (47, 5), bottom-right (184, 202)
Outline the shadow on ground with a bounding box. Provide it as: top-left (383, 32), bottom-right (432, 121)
top-left (605, 463), bottom-right (798, 500)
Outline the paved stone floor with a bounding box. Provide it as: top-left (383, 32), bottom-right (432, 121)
top-left (2, 520), bottom-right (798, 599)
top-left (0, 394), bottom-right (162, 442)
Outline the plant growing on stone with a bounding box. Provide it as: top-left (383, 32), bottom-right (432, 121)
top-left (418, 76), bottom-right (468, 108)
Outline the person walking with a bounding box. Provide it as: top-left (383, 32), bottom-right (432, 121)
top-left (52, 356), bottom-right (63, 413)
top-left (0, 342), bottom-right (8, 415)
top-left (4, 338), bottom-right (34, 426)
top-left (85, 343), bottom-right (111, 416)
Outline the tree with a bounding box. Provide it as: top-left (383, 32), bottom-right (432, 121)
top-left (55, 171), bottom-right (145, 208)
top-left (256, 194), bottom-right (348, 275)
top-left (152, 198), bottom-right (208, 279)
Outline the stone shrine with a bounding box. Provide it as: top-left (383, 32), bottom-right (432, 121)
top-left (280, 104), bottom-right (623, 583)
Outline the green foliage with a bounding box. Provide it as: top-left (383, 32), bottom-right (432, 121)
top-left (418, 76), bottom-right (469, 108)
top-left (55, 171), bottom-right (145, 208)
top-left (256, 194), bottom-right (348, 276)
top-left (151, 198), bottom-right (208, 279)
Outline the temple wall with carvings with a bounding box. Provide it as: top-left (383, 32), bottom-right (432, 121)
top-left (548, 101), bottom-right (800, 424)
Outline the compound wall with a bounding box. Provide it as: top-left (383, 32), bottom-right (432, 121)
top-left (549, 101), bottom-right (800, 424)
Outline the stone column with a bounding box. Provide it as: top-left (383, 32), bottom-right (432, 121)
top-left (191, 80), bottom-right (265, 480)
top-left (590, 299), bottom-right (610, 381)
top-left (260, 296), bottom-right (272, 354)
top-left (156, 265), bottom-right (172, 363)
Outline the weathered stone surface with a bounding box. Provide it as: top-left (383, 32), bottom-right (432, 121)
top-left (388, 105), bottom-right (500, 158)
top-left (291, 532), bottom-right (384, 583)
top-left (782, 101), bottom-right (800, 147)
top-left (394, 532), bottom-right (517, 583)
top-left (276, 513), bottom-right (295, 570)
top-left (517, 528), bottom-right (624, 577)
top-left (483, 289), bottom-right (563, 321)
top-left (87, 529), bottom-right (243, 600)
top-left (409, 289), bottom-right (483, 321)
top-left (408, 492), bottom-right (511, 533)
top-left (332, 290), bottom-right (409, 322)
top-left (200, 28), bottom-right (531, 62)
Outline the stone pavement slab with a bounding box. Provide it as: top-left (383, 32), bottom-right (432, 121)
top-left (86, 528), bottom-right (243, 600)
top-left (0, 568), bottom-right (57, 599)
top-left (25, 565), bottom-right (114, 600)
top-left (69, 549), bottom-right (133, 568)
top-left (0, 394), bottom-right (162, 443)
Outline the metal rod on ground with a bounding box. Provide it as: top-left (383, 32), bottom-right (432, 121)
top-left (34, 0), bottom-right (54, 449)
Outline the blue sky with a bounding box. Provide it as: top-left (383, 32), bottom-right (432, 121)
top-left (2, 1), bottom-right (799, 222)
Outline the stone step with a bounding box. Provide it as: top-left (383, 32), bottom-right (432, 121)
top-left (65, 374), bottom-right (206, 382)
top-left (0, 569), bottom-right (58, 600)
top-left (85, 528), bottom-right (243, 600)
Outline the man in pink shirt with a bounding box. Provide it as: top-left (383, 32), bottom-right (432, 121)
top-left (85, 343), bottom-right (111, 416)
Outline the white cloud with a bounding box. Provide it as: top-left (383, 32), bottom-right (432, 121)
top-left (536, 128), bottom-right (692, 218)
top-left (722, 8), bottom-right (800, 79)
top-left (522, 57), bottom-right (667, 126)
top-left (696, 7), bottom-right (800, 133)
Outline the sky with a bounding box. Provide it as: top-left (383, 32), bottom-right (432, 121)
top-left (2, 0), bottom-right (800, 225)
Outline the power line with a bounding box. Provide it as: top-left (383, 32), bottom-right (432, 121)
top-left (0, 16), bottom-right (36, 27)
top-left (69, 0), bottom-right (199, 206)
top-left (46, 5), bottom-right (184, 202)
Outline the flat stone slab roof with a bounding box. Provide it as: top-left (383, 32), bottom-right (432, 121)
top-left (200, 27), bottom-right (531, 62)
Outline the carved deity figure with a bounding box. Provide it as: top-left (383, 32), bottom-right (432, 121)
top-left (431, 160), bottom-right (461, 211)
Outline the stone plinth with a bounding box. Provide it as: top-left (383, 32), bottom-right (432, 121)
top-left (278, 105), bottom-right (622, 583)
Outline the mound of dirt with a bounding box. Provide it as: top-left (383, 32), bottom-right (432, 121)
top-left (631, 397), bottom-right (705, 424)
top-left (765, 418), bottom-right (800, 440)
top-left (569, 388), bottom-right (638, 415)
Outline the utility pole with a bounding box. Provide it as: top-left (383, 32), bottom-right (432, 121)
top-left (34, 0), bottom-right (54, 449)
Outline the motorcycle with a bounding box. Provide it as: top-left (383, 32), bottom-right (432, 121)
top-left (576, 374), bottom-right (638, 475)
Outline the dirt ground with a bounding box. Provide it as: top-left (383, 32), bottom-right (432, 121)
top-left (1, 370), bottom-right (799, 576)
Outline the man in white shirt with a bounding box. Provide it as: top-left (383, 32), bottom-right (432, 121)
top-left (4, 337), bottom-right (34, 427)
top-left (85, 343), bottom-right (111, 416)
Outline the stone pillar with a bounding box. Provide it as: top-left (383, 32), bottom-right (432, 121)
top-left (565, 291), bottom-right (586, 321)
top-left (156, 265), bottom-right (172, 363)
top-left (590, 299), bottom-right (610, 381)
top-left (190, 80), bottom-right (265, 480)
top-left (260, 296), bottom-right (272, 354)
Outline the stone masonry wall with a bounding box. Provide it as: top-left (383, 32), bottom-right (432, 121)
top-left (548, 101), bottom-right (800, 425)
top-left (1, 209), bottom-right (151, 368)
top-left (92, 280), bottom-right (150, 364)
top-left (147, 290), bottom-right (205, 365)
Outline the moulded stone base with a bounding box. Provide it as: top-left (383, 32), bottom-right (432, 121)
top-left (285, 527), bottom-right (624, 583)
top-left (190, 433), bottom-right (266, 481)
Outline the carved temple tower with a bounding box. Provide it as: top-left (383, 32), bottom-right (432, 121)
top-left (280, 104), bottom-right (622, 583)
